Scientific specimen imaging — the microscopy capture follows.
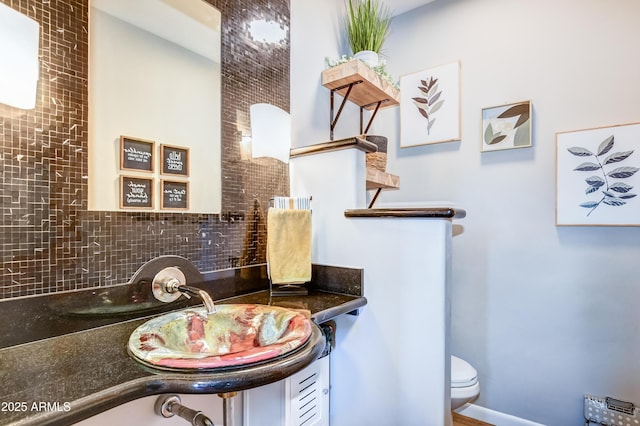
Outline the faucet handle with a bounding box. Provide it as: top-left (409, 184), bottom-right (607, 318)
top-left (152, 267), bottom-right (186, 303)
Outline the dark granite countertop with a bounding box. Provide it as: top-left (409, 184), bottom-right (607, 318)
top-left (0, 265), bottom-right (366, 425)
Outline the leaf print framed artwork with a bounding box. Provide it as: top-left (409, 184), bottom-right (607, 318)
top-left (400, 61), bottom-right (461, 147)
top-left (556, 122), bottom-right (640, 226)
top-left (481, 100), bottom-right (532, 152)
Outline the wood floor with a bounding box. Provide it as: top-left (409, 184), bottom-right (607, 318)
top-left (453, 412), bottom-right (494, 426)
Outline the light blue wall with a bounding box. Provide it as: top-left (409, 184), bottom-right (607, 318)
top-left (291, 0), bottom-right (640, 424)
top-left (371, 0), bottom-right (640, 424)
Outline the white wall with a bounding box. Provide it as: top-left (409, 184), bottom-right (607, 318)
top-left (291, 0), bottom-right (362, 147)
top-left (291, 0), bottom-right (640, 425)
top-left (290, 148), bottom-right (453, 425)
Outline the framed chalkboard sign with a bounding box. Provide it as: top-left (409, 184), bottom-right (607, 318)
top-left (160, 144), bottom-right (189, 176)
top-left (120, 176), bottom-right (154, 209)
top-left (120, 136), bottom-right (155, 172)
top-left (161, 180), bottom-right (189, 210)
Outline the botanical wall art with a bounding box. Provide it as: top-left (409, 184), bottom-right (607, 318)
top-left (556, 122), bottom-right (640, 226)
top-left (481, 100), bottom-right (532, 152)
top-left (400, 61), bottom-right (461, 147)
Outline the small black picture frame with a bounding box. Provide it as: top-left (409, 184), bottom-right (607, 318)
top-left (161, 180), bottom-right (189, 210)
top-left (120, 175), bottom-right (154, 209)
top-left (160, 144), bottom-right (189, 176)
top-left (120, 136), bottom-right (155, 172)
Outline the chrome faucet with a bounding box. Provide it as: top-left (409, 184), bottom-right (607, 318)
top-left (151, 267), bottom-right (216, 315)
top-left (172, 283), bottom-right (216, 315)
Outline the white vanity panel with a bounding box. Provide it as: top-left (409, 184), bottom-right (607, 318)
top-left (291, 146), bottom-right (453, 426)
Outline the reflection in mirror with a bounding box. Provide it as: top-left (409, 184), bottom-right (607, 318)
top-left (0, 0), bottom-right (290, 300)
top-left (88, 0), bottom-right (221, 213)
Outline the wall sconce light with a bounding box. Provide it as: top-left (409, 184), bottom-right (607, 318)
top-left (0, 3), bottom-right (40, 110)
top-left (248, 19), bottom-right (287, 44)
top-left (249, 103), bottom-right (291, 163)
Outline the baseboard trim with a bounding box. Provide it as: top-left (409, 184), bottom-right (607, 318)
top-left (455, 403), bottom-right (545, 426)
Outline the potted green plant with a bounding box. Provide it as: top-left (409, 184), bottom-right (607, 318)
top-left (346, 0), bottom-right (392, 67)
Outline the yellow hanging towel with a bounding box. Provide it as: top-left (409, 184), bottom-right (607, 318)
top-left (266, 208), bottom-right (312, 284)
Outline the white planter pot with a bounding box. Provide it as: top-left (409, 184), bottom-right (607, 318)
top-left (354, 50), bottom-right (379, 67)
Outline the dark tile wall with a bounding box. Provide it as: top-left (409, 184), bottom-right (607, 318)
top-left (0, 0), bottom-right (290, 299)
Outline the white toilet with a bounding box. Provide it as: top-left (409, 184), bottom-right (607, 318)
top-left (451, 355), bottom-right (480, 409)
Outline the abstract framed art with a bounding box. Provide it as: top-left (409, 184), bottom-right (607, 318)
top-left (481, 100), bottom-right (532, 152)
top-left (556, 122), bottom-right (640, 226)
top-left (400, 61), bottom-right (461, 147)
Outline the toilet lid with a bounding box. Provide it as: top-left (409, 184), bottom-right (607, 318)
top-left (451, 356), bottom-right (478, 388)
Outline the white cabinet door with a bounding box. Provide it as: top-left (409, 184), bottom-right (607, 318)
top-left (244, 356), bottom-right (330, 426)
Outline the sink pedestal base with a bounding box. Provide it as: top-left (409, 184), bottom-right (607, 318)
top-left (218, 392), bottom-right (237, 426)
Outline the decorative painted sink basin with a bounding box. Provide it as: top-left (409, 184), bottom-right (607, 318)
top-left (128, 304), bottom-right (313, 371)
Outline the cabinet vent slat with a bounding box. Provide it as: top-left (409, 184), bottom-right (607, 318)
top-left (299, 372), bottom-right (317, 384)
top-left (299, 411), bottom-right (317, 426)
top-left (300, 395), bottom-right (317, 409)
top-left (293, 370), bottom-right (321, 426)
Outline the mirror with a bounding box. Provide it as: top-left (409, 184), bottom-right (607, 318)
top-left (0, 0), bottom-right (291, 300)
top-left (88, 0), bottom-right (221, 213)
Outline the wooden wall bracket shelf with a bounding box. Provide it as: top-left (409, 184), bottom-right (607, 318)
top-left (322, 60), bottom-right (400, 140)
top-left (321, 61), bottom-right (401, 208)
top-left (366, 167), bottom-right (400, 208)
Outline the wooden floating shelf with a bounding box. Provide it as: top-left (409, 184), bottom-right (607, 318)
top-left (322, 60), bottom-right (400, 110)
top-left (366, 168), bottom-right (400, 190)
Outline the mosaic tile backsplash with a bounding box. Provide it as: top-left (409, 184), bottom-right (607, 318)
top-left (0, 0), bottom-right (290, 299)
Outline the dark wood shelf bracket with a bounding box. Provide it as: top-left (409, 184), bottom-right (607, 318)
top-left (360, 99), bottom-right (388, 135)
top-left (330, 81), bottom-right (363, 140)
